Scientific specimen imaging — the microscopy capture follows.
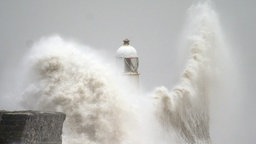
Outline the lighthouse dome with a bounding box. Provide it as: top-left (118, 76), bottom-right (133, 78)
top-left (116, 39), bottom-right (138, 58)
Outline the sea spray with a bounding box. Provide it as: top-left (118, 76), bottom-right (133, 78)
top-left (20, 36), bottom-right (140, 144)
top-left (154, 2), bottom-right (221, 143)
top-left (16, 2), bottom-right (226, 144)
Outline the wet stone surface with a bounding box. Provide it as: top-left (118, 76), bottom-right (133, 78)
top-left (0, 110), bottom-right (65, 144)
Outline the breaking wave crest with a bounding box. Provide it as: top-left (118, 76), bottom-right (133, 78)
top-left (154, 2), bottom-right (220, 143)
top-left (21, 36), bottom-right (133, 144)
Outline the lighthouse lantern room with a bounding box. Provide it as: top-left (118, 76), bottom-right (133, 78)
top-left (116, 39), bottom-right (139, 87)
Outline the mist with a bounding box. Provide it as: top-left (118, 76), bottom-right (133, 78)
top-left (0, 0), bottom-right (254, 144)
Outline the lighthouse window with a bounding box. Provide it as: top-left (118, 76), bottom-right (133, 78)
top-left (124, 58), bottom-right (138, 73)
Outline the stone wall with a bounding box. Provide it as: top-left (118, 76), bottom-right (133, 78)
top-left (0, 111), bottom-right (66, 144)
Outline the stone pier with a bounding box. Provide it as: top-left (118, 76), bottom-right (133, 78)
top-left (0, 110), bottom-right (65, 144)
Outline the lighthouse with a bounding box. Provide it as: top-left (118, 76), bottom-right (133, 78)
top-left (116, 39), bottom-right (139, 88)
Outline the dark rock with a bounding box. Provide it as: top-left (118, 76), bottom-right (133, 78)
top-left (0, 110), bottom-right (66, 144)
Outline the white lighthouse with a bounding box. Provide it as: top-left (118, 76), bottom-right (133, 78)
top-left (116, 39), bottom-right (139, 88)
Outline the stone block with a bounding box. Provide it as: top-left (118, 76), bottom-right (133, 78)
top-left (0, 110), bottom-right (65, 144)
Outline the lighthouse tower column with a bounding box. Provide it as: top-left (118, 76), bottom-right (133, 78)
top-left (116, 39), bottom-right (139, 89)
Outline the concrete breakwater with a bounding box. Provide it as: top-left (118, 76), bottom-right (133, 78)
top-left (0, 111), bottom-right (65, 144)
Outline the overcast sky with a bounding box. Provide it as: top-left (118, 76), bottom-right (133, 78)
top-left (0, 0), bottom-right (255, 144)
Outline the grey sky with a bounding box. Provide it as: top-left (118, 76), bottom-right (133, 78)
top-left (0, 0), bottom-right (255, 143)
